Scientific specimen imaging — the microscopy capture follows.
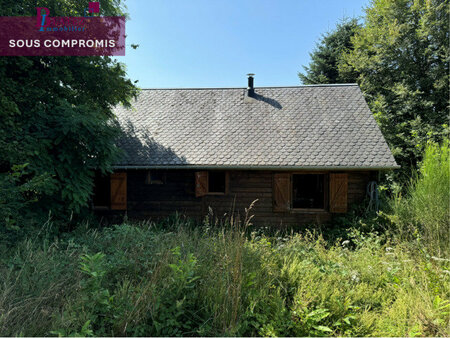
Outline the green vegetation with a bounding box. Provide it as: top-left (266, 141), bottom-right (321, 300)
top-left (1, 141), bottom-right (449, 337)
top-left (0, 0), bottom-right (138, 237)
top-left (385, 139), bottom-right (450, 257)
top-left (1, 222), bottom-right (448, 336)
top-left (298, 18), bottom-right (361, 85)
top-left (299, 0), bottom-right (449, 181)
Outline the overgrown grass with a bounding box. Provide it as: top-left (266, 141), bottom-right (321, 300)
top-left (0, 215), bottom-right (449, 336)
top-left (385, 139), bottom-right (450, 257)
top-left (1, 140), bottom-right (448, 337)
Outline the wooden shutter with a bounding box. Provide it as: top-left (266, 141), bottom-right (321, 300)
top-left (273, 173), bottom-right (291, 212)
top-left (195, 171), bottom-right (208, 197)
top-left (110, 172), bottom-right (127, 210)
top-left (329, 173), bottom-right (348, 213)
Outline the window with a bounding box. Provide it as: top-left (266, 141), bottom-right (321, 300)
top-left (292, 174), bottom-right (325, 209)
top-left (145, 170), bottom-right (165, 184)
top-left (273, 172), bottom-right (348, 213)
top-left (93, 172), bottom-right (110, 208)
top-left (92, 172), bottom-right (127, 210)
top-left (195, 171), bottom-right (228, 197)
top-left (208, 171), bottom-right (226, 193)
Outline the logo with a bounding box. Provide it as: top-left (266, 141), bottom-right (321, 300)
top-left (0, 2), bottom-right (125, 56)
top-left (37, 2), bottom-right (100, 32)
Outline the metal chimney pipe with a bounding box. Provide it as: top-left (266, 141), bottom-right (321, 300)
top-left (247, 73), bottom-right (255, 97)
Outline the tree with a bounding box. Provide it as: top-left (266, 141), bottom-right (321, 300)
top-left (341, 0), bottom-right (449, 179)
top-left (298, 18), bottom-right (361, 85)
top-left (0, 0), bottom-right (138, 235)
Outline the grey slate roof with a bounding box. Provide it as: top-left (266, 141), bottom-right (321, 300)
top-left (113, 84), bottom-right (398, 169)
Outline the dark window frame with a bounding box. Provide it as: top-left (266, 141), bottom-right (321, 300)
top-left (206, 171), bottom-right (229, 195)
top-left (291, 172), bottom-right (328, 212)
top-left (92, 172), bottom-right (111, 210)
top-left (92, 171), bottom-right (128, 211)
top-left (145, 170), bottom-right (166, 185)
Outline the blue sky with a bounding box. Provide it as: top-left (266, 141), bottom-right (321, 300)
top-left (117, 0), bottom-right (369, 88)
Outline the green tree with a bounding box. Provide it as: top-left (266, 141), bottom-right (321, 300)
top-left (298, 18), bottom-right (361, 84)
top-left (0, 0), bottom-right (138, 235)
top-left (341, 0), bottom-right (449, 179)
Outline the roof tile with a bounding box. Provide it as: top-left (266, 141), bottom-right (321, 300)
top-left (113, 85), bottom-right (398, 169)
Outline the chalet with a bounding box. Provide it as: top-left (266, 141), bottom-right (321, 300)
top-left (93, 75), bottom-right (398, 226)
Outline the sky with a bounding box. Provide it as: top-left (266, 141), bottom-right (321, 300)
top-left (117, 0), bottom-right (370, 88)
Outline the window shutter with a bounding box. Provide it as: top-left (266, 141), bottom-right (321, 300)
top-left (110, 172), bottom-right (127, 210)
top-left (195, 171), bottom-right (208, 197)
top-left (329, 173), bottom-right (348, 213)
top-left (273, 173), bottom-right (291, 212)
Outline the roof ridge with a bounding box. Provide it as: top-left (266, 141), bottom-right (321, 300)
top-left (138, 83), bottom-right (359, 90)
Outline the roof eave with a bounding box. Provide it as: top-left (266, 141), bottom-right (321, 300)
top-left (112, 164), bottom-right (400, 171)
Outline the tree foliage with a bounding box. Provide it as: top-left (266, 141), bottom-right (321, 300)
top-left (300, 0), bottom-right (449, 181)
top-left (298, 18), bottom-right (361, 85)
top-left (341, 0), bottom-right (449, 178)
top-left (0, 0), bottom-right (138, 234)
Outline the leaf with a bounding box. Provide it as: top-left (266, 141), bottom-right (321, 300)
top-left (314, 325), bottom-right (333, 333)
top-left (307, 308), bottom-right (330, 321)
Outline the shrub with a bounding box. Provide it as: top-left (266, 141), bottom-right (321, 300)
top-left (386, 139), bottom-right (450, 257)
top-left (0, 216), bottom-right (449, 337)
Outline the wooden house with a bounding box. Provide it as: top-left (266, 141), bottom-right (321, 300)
top-left (93, 76), bottom-right (398, 226)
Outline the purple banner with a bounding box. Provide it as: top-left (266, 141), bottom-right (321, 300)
top-left (0, 15), bottom-right (125, 56)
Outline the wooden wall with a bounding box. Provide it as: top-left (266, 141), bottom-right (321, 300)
top-left (104, 169), bottom-right (377, 227)
top-left (127, 170), bottom-right (201, 219)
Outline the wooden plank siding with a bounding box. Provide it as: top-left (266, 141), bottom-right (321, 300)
top-left (127, 170), bottom-right (201, 219)
top-left (98, 169), bottom-right (377, 227)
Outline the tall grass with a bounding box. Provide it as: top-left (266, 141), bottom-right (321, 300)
top-left (1, 214), bottom-right (449, 336)
top-left (388, 139), bottom-right (450, 257)
top-left (1, 142), bottom-right (449, 336)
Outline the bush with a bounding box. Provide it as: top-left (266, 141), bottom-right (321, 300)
top-left (386, 139), bottom-right (450, 257)
top-left (0, 216), bottom-right (449, 337)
